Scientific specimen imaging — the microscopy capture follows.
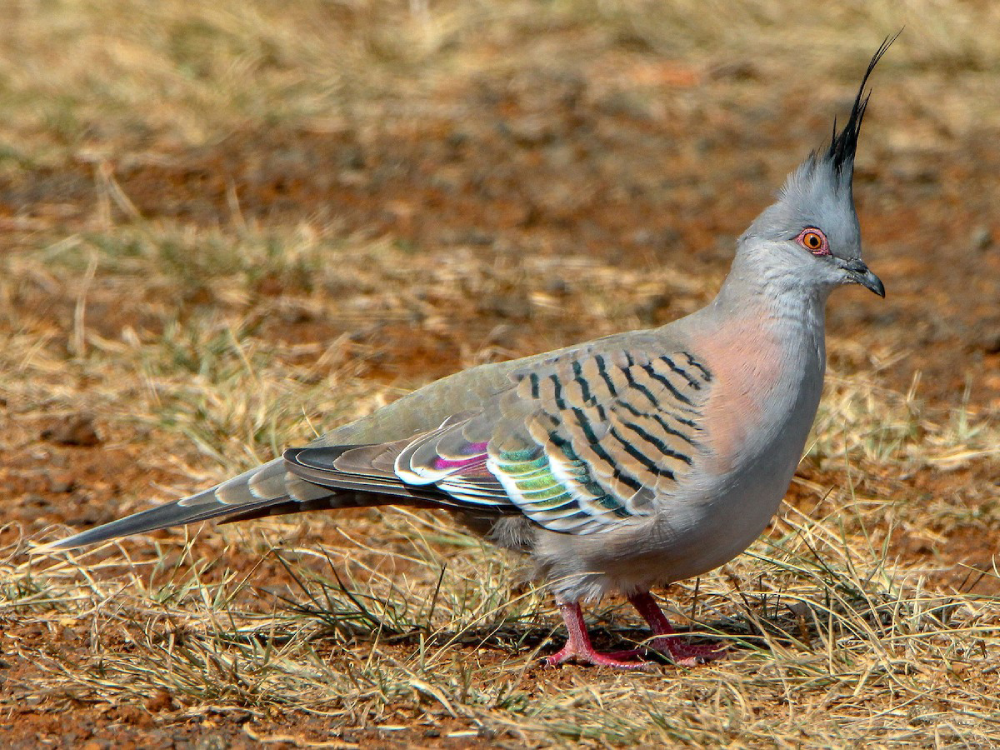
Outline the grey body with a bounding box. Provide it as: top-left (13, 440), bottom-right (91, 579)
top-left (522, 253), bottom-right (830, 601)
top-left (51, 39), bottom-right (894, 641)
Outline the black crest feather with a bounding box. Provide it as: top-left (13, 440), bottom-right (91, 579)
top-left (827, 32), bottom-right (900, 175)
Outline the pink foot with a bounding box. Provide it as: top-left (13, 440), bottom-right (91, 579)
top-left (544, 644), bottom-right (651, 669)
top-left (648, 637), bottom-right (726, 666)
top-left (629, 592), bottom-right (727, 666)
top-left (544, 595), bottom-right (727, 669)
top-left (543, 603), bottom-right (651, 669)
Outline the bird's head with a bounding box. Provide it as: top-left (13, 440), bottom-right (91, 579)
top-left (739, 35), bottom-right (897, 300)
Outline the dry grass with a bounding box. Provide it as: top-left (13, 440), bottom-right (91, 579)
top-left (5, 462), bottom-right (1000, 745)
top-left (2, 1), bottom-right (999, 747)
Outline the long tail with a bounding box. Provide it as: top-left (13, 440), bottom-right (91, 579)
top-left (46, 441), bottom-right (498, 550)
top-left (46, 458), bottom-right (376, 550)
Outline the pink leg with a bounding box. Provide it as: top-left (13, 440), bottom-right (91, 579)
top-left (628, 592), bottom-right (726, 666)
top-left (544, 602), bottom-right (652, 669)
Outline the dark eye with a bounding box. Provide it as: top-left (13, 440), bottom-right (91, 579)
top-left (795, 227), bottom-right (829, 256)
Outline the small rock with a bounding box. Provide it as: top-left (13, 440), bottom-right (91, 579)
top-left (633, 293), bottom-right (674, 325)
top-left (977, 332), bottom-right (1000, 355)
top-left (46, 471), bottom-right (75, 494)
top-left (339, 144), bottom-right (365, 170)
top-left (144, 689), bottom-right (176, 713)
top-left (194, 734), bottom-right (229, 750)
top-left (971, 225), bottom-right (993, 251)
top-left (479, 293), bottom-right (531, 320)
top-left (502, 116), bottom-right (554, 147)
top-left (41, 414), bottom-right (101, 447)
top-left (544, 278), bottom-right (569, 296)
top-left (447, 131), bottom-right (469, 149)
top-left (709, 60), bottom-right (761, 81)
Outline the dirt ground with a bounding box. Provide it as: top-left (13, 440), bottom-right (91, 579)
top-left (2, 2), bottom-right (999, 747)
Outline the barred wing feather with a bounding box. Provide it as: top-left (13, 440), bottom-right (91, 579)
top-left (287, 347), bottom-right (714, 535)
top-left (488, 348), bottom-right (712, 533)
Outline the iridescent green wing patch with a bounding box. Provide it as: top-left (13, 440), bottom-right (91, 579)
top-left (487, 348), bottom-right (713, 534)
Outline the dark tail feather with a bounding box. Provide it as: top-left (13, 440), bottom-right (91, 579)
top-left (43, 458), bottom-right (332, 550)
top-left (43, 439), bottom-right (514, 551)
top-left (44, 495), bottom-right (289, 550)
top-left (216, 492), bottom-right (416, 525)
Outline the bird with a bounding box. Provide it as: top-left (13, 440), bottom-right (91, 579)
top-left (48, 37), bottom-right (895, 669)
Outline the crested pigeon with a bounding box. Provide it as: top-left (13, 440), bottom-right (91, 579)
top-left (50, 39), bottom-right (894, 668)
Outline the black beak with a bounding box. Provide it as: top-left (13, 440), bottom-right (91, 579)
top-left (839, 257), bottom-right (885, 298)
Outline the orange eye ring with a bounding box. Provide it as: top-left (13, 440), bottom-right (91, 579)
top-left (796, 227), bottom-right (830, 256)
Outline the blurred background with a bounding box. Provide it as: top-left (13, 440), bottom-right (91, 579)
top-left (1, 1), bottom-right (998, 745)
top-left (1, 2), bottom-right (997, 395)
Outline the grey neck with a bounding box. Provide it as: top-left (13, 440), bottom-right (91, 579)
top-left (710, 249), bottom-right (832, 329)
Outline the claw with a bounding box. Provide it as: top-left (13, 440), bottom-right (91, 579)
top-left (544, 603), bottom-right (652, 668)
top-left (543, 643), bottom-right (652, 670)
top-left (545, 594), bottom-right (727, 670)
top-left (629, 592), bottom-right (727, 665)
top-left (648, 637), bottom-right (727, 666)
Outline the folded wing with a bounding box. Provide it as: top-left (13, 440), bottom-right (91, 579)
top-left (289, 347), bottom-right (714, 535)
top-left (51, 346), bottom-right (714, 549)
